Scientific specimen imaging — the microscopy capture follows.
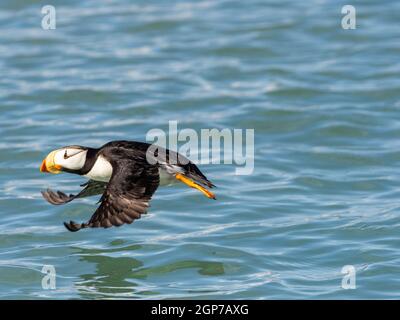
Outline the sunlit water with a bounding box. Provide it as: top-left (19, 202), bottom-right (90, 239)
top-left (0, 0), bottom-right (399, 299)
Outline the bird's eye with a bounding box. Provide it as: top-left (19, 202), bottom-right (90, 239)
top-left (64, 150), bottom-right (68, 159)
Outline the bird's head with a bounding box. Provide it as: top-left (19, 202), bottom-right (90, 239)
top-left (40, 146), bottom-right (88, 174)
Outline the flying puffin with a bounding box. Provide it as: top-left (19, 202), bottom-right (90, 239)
top-left (40, 140), bottom-right (216, 232)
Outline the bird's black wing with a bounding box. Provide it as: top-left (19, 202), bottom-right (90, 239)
top-left (64, 159), bottom-right (160, 232)
top-left (41, 180), bottom-right (108, 205)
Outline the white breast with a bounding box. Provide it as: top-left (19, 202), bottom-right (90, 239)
top-left (159, 167), bottom-right (178, 186)
top-left (84, 155), bottom-right (113, 182)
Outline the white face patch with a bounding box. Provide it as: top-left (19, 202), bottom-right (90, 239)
top-left (84, 155), bottom-right (113, 182)
top-left (54, 148), bottom-right (87, 171)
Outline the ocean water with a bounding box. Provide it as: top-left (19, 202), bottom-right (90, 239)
top-left (0, 0), bottom-right (399, 299)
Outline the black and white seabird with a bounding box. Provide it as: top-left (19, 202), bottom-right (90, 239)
top-left (40, 140), bottom-right (216, 232)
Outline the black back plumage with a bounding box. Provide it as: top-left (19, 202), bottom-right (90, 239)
top-left (99, 140), bottom-right (214, 187)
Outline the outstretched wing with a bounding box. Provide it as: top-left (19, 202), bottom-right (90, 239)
top-left (64, 159), bottom-right (160, 232)
top-left (41, 180), bottom-right (108, 205)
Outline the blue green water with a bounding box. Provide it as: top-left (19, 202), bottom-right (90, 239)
top-left (0, 0), bottom-right (399, 299)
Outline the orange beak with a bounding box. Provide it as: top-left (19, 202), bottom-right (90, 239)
top-left (40, 159), bottom-right (48, 172)
top-left (40, 150), bottom-right (62, 174)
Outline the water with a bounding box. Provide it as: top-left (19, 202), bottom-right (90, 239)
top-left (0, 0), bottom-right (399, 299)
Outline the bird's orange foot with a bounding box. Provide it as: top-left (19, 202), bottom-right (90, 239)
top-left (175, 173), bottom-right (216, 200)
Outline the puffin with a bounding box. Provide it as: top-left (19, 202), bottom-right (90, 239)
top-left (39, 140), bottom-right (216, 232)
